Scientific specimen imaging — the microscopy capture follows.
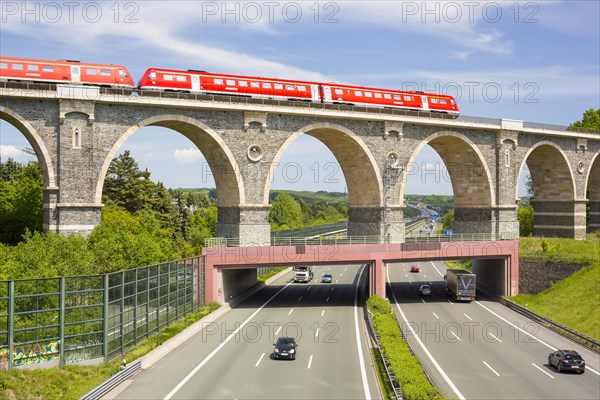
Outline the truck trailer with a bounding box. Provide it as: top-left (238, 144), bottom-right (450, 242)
top-left (444, 269), bottom-right (476, 301)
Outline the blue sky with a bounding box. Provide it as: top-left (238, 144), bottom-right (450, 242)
top-left (1, 1), bottom-right (598, 196)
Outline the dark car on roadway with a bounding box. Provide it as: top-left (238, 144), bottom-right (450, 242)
top-left (273, 337), bottom-right (297, 360)
top-left (321, 273), bottom-right (333, 283)
top-left (548, 350), bottom-right (585, 373)
top-left (418, 284), bottom-right (432, 296)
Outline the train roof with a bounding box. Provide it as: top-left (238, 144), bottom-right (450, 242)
top-left (141, 67), bottom-right (321, 85)
top-left (0, 56), bottom-right (129, 69)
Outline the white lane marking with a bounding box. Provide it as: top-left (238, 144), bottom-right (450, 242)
top-left (307, 287), bottom-right (311, 291)
top-left (424, 274), bottom-right (427, 278)
top-left (275, 326), bottom-right (282, 336)
top-left (483, 361), bottom-right (500, 376)
top-left (476, 301), bottom-right (600, 377)
top-left (288, 308), bottom-right (294, 315)
top-left (326, 297), bottom-right (330, 302)
top-left (430, 261), bottom-right (444, 277)
top-left (450, 331), bottom-right (462, 341)
top-left (421, 299), bottom-right (426, 304)
top-left (487, 332), bottom-right (502, 343)
top-left (387, 268), bottom-right (465, 400)
top-left (344, 267), bottom-right (347, 271)
top-left (432, 312), bottom-right (439, 319)
top-left (255, 353), bottom-right (265, 367)
top-left (163, 281), bottom-right (292, 399)
top-left (354, 265), bottom-right (371, 400)
top-left (335, 279), bottom-right (339, 283)
top-left (408, 281), bottom-right (412, 285)
top-left (464, 313), bottom-right (472, 321)
top-left (321, 310), bottom-right (325, 317)
top-left (298, 296), bottom-right (303, 302)
top-left (331, 287), bottom-right (335, 292)
top-left (405, 274), bottom-right (408, 278)
top-left (532, 363), bottom-right (554, 379)
top-left (315, 328), bottom-right (319, 338)
top-left (308, 354), bottom-right (313, 369)
top-left (448, 300), bottom-right (454, 305)
top-left (340, 273), bottom-right (343, 277)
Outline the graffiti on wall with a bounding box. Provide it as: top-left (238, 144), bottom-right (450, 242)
top-left (0, 341), bottom-right (59, 368)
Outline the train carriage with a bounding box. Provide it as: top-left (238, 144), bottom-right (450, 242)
top-left (139, 68), bottom-right (320, 102)
top-left (0, 57), bottom-right (134, 88)
top-left (321, 83), bottom-right (459, 117)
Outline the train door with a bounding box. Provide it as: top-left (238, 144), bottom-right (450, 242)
top-left (311, 84), bottom-right (321, 102)
top-left (321, 85), bottom-right (332, 103)
top-left (191, 75), bottom-right (201, 92)
top-left (421, 95), bottom-right (429, 111)
top-left (71, 66), bottom-right (80, 83)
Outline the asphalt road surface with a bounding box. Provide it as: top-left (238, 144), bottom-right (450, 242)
top-left (388, 261), bottom-right (600, 400)
top-left (114, 264), bottom-right (381, 399)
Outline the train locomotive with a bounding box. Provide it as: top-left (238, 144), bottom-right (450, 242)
top-left (0, 56), bottom-right (459, 117)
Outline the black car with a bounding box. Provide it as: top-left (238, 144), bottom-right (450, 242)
top-left (273, 337), bottom-right (297, 360)
top-left (548, 350), bottom-right (585, 373)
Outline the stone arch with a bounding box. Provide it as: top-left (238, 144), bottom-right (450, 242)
top-left (584, 152), bottom-right (600, 201)
top-left (95, 114), bottom-right (244, 206)
top-left (265, 122), bottom-right (382, 207)
top-left (516, 141), bottom-right (576, 201)
top-left (0, 105), bottom-right (55, 188)
top-left (402, 131), bottom-right (495, 207)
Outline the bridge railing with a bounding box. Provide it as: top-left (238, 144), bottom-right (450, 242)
top-left (204, 232), bottom-right (519, 247)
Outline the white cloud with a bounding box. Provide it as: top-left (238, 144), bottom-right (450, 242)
top-left (0, 144), bottom-right (21, 157)
top-left (174, 148), bottom-right (203, 164)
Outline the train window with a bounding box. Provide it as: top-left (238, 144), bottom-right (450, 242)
top-left (286, 84), bottom-right (295, 90)
top-left (86, 68), bottom-right (97, 75)
top-left (262, 83), bottom-right (272, 88)
top-left (393, 94), bottom-right (401, 100)
top-left (27, 64), bottom-right (39, 71)
top-left (335, 89), bottom-right (343, 95)
top-left (298, 86), bottom-right (306, 91)
top-left (12, 63), bottom-right (23, 70)
top-left (148, 71), bottom-right (156, 80)
top-left (404, 95), bottom-right (412, 101)
top-left (119, 69), bottom-right (128, 78)
top-left (43, 66), bottom-right (54, 72)
top-left (226, 79), bottom-right (236, 85)
top-left (384, 93), bottom-right (391, 99)
top-left (451, 99), bottom-right (456, 105)
top-left (214, 79), bottom-right (223, 84)
top-left (274, 83), bottom-right (283, 90)
top-left (0, 62), bottom-right (8, 69)
top-left (365, 92), bottom-right (373, 97)
top-left (430, 98), bottom-right (439, 104)
top-left (374, 93), bottom-right (382, 98)
top-left (239, 81), bottom-right (248, 87)
top-left (251, 82), bottom-right (260, 88)
top-left (355, 91), bottom-right (363, 96)
top-left (100, 69), bottom-right (111, 76)
top-left (176, 76), bottom-right (187, 82)
top-left (440, 99), bottom-right (447, 104)
top-left (163, 74), bottom-right (174, 81)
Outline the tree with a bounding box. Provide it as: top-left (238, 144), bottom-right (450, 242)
top-left (103, 150), bottom-right (155, 213)
top-left (270, 193), bottom-right (302, 229)
top-left (441, 209), bottom-right (454, 230)
top-left (518, 205), bottom-right (534, 237)
top-left (570, 108), bottom-right (600, 130)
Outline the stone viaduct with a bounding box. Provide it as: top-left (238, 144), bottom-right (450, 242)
top-left (1, 84), bottom-right (599, 245)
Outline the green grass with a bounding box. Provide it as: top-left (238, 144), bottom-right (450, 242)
top-left (511, 261), bottom-right (600, 341)
top-left (257, 267), bottom-right (287, 283)
top-left (371, 348), bottom-right (396, 400)
top-left (0, 302), bottom-right (220, 400)
top-left (519, 233), bottom-right (600, 262)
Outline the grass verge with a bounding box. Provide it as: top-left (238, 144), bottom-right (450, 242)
top-left (257, 267), bottom-right (287, 283)
top-left (0, 302), bottom-right (220, 400)
top-left (367, 296), bottom-right (440, 400)
top-left (371, 348), bottom-right (395, 400)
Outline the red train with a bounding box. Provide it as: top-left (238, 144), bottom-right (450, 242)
top-left (0, 56), bottom-right (459, 116)
top-left (0, 57), bottom-right (134, 88)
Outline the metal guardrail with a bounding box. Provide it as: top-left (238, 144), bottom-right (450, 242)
top-left (497, 297), bottom-right (600, 353)
top-left (365, 310), bottom-right (403, 400)
top-left (205, 232), bottom-right (519, 247)
top-left (2, 81), bottom-right (599, 134)
top-left (271, 221), bottom-right (348, 239)
top-left (79, 359), bottom-right (142, 400)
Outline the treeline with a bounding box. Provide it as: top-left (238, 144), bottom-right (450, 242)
top-left (270, 192), bottom-right (347, 230)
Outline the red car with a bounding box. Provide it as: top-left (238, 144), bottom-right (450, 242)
top-left (410, 266), bottom-right (420, 273)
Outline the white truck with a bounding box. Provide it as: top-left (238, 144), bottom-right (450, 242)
top-left (293, 266), bottom-right (314, 283)
top-left (444, 269), bottom-right (476, 302)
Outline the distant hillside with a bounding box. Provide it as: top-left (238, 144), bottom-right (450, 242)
top-left (269, 190), bottom-right (347, 204)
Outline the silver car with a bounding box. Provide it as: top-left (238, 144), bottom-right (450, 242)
top-left (419, 284), bottom-right (432, 296)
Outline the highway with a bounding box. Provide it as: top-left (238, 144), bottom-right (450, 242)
top-left (114, 265), bottom-right (381, 399)
top-left (387, 261), bottom-right (600, 400)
